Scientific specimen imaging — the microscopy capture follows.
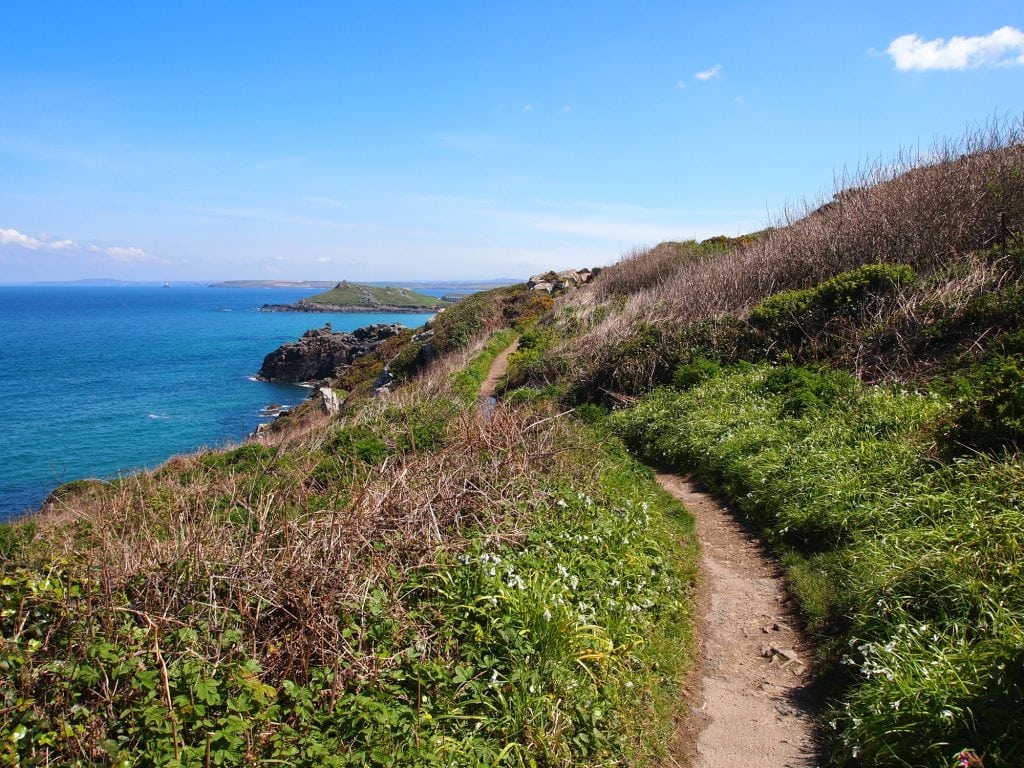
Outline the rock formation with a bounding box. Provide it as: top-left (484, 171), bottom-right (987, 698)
top-left (527, 267), bottom-right (601, 293)
top-left (257, 323), bottom-right (404, 383)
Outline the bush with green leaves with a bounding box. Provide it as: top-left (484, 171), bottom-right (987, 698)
top-left (748, 263), bottom-right (917, 346)
top-left (940, 354), bottom-right (1024, 455)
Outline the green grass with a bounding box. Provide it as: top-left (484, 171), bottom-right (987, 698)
top-left (609, 364), bottom-right (1024, 767)
top-left (304, 281), bottom-right (447, 309)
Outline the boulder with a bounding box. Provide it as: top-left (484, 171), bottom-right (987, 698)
top-left (257, 323), bottom-right (404, 383)
top-left (318, 386), bottom-right (343, 415)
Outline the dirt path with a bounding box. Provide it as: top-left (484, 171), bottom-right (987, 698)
top-left (656, 473), bottom-right (821, 768)
top-left (478, 336), bottom-right (519, 400)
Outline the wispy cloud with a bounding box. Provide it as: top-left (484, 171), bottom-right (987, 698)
top-left (99, 246), bottom-right (152, 264)
top-left (694, 64), bottom-right (722, 81)
top-left (676, 80), bottom-right (687, 90)
top-left (887, 26), bottom-right (1024, 71)
top-left (522, 103), bottom-right (536, 113)
top-left (2, 226), bottom-right (153, 264)
top-left (305, 195), bottom-right (348, 210)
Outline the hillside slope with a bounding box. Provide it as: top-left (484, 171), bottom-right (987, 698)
top-left (3, 123), bottom-right (1023, 768)
top-left (501, 124), bottom-right (1024, 767)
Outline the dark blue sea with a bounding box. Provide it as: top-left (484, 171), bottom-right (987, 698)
top-left (0, 285), bottom-right (435, 520)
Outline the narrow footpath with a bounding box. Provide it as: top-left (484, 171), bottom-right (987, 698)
top-left (657, 473), bottom-right (821, 768)
top-left (474, 341), bottom-right (821, 765)
top-left (477, 336), bottom-right (519, 402)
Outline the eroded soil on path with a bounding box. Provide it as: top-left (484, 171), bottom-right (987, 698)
top-left (657, 472), bottom-right (822, 768)
top-left (478, 337), bottom-right (519, 401)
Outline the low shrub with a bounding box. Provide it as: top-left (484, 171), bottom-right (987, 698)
top-left (671, 357), bottom-right (721, 390)
top-left (748, 263), bottom-right (917, 345)
top-left (940, 355), bottom-right (1024, 455)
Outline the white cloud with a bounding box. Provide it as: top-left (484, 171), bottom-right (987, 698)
top-left (887, 26), bottom-right (1024, 71)
top-left (522, 103), bottom-right (536, 112)
top-left (2, 226), bottom-right (157, 267)
top-left (0, 227), bottom-right (78, 251)
top-left (0, 227), bottom-right (42, 249)
top-left (676, 80), bottom-right (687, 90)
top-left (694, 64), bottom-right (722, 81)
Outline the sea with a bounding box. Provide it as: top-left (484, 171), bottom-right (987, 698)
top-left (0, 285), bottom-right (435, 521)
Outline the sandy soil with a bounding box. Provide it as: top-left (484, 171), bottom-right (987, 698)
top-left (656, 472), bottom-right (822, 768)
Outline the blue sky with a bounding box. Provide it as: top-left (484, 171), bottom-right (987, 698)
top-left (2, 2), bottom-right (1023, 282)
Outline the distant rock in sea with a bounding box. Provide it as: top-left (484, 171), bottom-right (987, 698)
top-left (257, 322), bottom-right (404, 383)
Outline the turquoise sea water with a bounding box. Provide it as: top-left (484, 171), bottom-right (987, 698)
top-left (0, 285), bottom-right (434, 520)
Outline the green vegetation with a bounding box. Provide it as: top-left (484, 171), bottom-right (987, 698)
top-left (304, 281), bottom-right (447, 309)
top-left (747, 262), bottom-right (917, 349)
top-left (388, 285), bottom-right (552, 385)
top-left (607, 366), bottom-right (1024, 766)
top-left (6, 126), bottom-right (1024, 766)
top-left (498, 129), bottom-right (1024, 765)
top-left (450, 329), bottom-right (518, 401)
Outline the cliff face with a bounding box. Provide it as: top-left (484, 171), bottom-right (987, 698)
top-left (257, 323), bottom-right (404, 382)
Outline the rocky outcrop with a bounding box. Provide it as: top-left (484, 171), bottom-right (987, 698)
top-left (257, 323), bottom-right (404, 383)
top-left (527, 268), bottom-right (601, 294)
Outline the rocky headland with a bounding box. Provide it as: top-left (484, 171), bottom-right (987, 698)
top-left (257, 322), bottom-right (404, 383)
top-left (260, 280), bottom-right (449, 313)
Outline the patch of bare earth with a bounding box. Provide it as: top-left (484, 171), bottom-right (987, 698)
top-left (657, 472), bottom-right (822, 768)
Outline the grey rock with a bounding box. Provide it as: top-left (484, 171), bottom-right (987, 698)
top-left (257, 322), bottom-right (404, 383)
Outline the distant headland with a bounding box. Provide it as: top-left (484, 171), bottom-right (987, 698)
top-left (259, 280), bottom-right (454, 313)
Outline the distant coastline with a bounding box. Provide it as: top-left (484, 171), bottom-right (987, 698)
top-left (261, 301), bottom-right (446, 314)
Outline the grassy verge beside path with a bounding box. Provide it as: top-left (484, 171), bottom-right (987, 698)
top-left (609, 365), bottom-right (1024, 767)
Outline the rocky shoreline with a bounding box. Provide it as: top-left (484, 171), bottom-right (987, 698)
top-left (256, 322), bottom-right (404, 383)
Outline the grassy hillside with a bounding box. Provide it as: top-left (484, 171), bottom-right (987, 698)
top-left (302, 281), bottom-right (448, 309)
top-left (4, 121), bottom-right (1024, 767)
top-left (500, 122), bottom-right (1024, 767)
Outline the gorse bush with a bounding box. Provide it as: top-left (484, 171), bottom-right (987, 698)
top-left (940, 354), bottom-right (1024, 455)
top-left (748, 263), bottom-right (917, 341)
top-left (670, 356), bottom-right (721, 390)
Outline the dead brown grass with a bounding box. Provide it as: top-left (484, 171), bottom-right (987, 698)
top-left (32, 348), bottom-right (583, 685)
top-left (563, 119), bottom-right (1024, 386)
